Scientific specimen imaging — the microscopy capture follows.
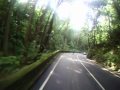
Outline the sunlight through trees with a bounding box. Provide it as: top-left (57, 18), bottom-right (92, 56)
top-left (0, 0), bottom-right (120, 88)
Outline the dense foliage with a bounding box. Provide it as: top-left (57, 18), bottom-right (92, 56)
top-left (0, 0), bottom-right (120, 82)
top-left (87, 0), bottom-right (120, 70)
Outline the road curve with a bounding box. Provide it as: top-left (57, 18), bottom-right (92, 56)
top-left (31, 53), bottom-right (120, 90)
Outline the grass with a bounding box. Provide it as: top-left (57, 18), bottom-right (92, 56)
top-left (0, 50), bottom-right (59, 90)
top-left (0, 56), bottom-right (20, 78)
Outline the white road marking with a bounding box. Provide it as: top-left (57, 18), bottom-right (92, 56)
top-left (80, 54), bottom-right (120, 79)
top-left (114, 74), bottom-right (120, 78)
top-left (39, 56), bottom-right (62, 90)
top-left (77, 55), bottom-right (106, 90)
top-left (107, 71), bottom-right (120, 79)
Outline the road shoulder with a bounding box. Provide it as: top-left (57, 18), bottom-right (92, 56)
top-left (88, 59), bottom-right (120, 78)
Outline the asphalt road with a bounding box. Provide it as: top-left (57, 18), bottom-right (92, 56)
top-left (31, 53), bottom-right (120, 90)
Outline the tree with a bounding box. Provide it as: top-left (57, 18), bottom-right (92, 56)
top-left (3, 0), bottom-right (16, 55)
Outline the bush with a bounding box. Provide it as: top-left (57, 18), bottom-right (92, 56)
top-left (87, 49), bottom-right (96, 59)
top-left (104, 51), bottom-right (120, 70)
top-left (0, 56), bottom-right (19, 65)
top-left (93, 50), bottom-right (106, 63)
top-left (87, 48), bottom-right (106, 63)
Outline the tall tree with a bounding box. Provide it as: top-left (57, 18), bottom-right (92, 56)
top-left (3, 0), bottom-right (16, 55)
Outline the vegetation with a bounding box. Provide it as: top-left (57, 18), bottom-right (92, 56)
top-left (0, 51), bottom-right (59, 89)
top-left (0, 0), bottom-right (120, 89)
top-left (87, 0), bottom-right (120, 71)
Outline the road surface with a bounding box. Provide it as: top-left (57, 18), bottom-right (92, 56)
top-left (31, 53), bottom-right (120, 90)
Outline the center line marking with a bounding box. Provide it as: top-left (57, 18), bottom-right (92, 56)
top-left (77, 55), bottom-right (106, 90)
top-left (39, 56), bottom-right (62, 90)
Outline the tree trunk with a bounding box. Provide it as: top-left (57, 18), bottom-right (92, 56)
top-left (39, 13), bottom-right (55, 52)
top-left (3, 0), bottom-right (16, 55)
top-left (24, 0), bottom-right (38, 47)
top-left (22, 0), bottom-right (38, 64)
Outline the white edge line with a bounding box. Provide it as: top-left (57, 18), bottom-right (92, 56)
top-left (39, 56), bottom-right (62, 90)
top-left (111, 71), bottom-right (120, 78)
top-left (89, 58), bottom-right (120, 79)
top-left (114, 74), bottom-right (120, 78)
top-left (77, 55), bottom-right (106, 90)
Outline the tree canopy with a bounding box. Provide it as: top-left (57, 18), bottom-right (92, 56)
top-left (0, 0), bottom-right (120, 82)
